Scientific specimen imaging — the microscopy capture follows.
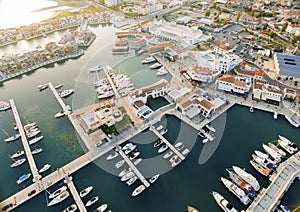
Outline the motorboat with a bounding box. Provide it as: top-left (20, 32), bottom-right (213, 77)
top-left (59, 89), bottom-right (74, 98)
top-left (232, 166), bottom-right (260, 191)
top-left (163, 150), bottom-right (173, 159)
top-left (202, 138), bottom-right (209, 143)
top-left (49, 186), bottom-right (68, 199)
top-left (149, 62), bottom-right (162, 69)
top-left (98, 91), bottom-right (114, 99)
top-left (170, 155), bottom-right (178, 163)
top-left (4, 134), bottom-right (20, 142)
top-left (252, 154), bottom-right (275, 169)
top-left (273, 112), bottom-right (278, 119)
top-left (250, 160), bottom-right (270, 177)
top-left (16, 173), bottom-right (31, 184)
top-left (280, 205), bottom-right (291, 212)
top-left (278, 135), bottom-right (298, 154)
top-left (122, 143), bottom-right (136, 155)
top-left (79, 186), bottom-right (93, 198)
top-left (23, 122), bottom-right (37, 131)
top-left (212, 191), bottom-right (238, 212)
top-left (198, 131), bottom-right (206, 138)
top-left (121, 171), bottom-right (135, 182)
top-left (171, 158), bottom-right (181, 167)
top-left (0, 101), bottom-right (10, 111)
top-left (153, 140), bottom-right (163, 148)
top-left (29, 135), bottom-right (44, 145)
top-left (25, 125), bottom-right (39, 134)
top-left (63, 204), bottom-right (77, 212)
top-left (254, 150), bottom-right (277, 165)
top-left (159, 128), bottom-right (168, 135)
top-left (94, 204), bottom-right (108, 212)
top-left (262, 144), bottom-right (282, 163)
top-left (206, 124), bottom-right (216, 133)
top-left (132, 184), bottom-right (146, 197)
top-left (32, 148), bottom-right (43, 155)
top-left (156, 125), bottom-right (164, 131)
top-left (141, 56), bottom-right (156, 64)
top-left (133, 158), bottom-right (142, 165)
top-left (55, 111), bottom-right (65, 118)
top-left (182, 148), bottom-right (190, 155)
top-left (10, 158), bottom-right (26, 168)
top-left (174, 142), bottom-right (184, 151)
top-left (115, 160), bottom-right (125, 169)
top-left (187, 206), bottom-right (199, 212)
top-left (158, 144), bottom-right (168, 154)
top-left (226, 168), bottom-right (255, 197)
top-left (119, 168), bottom-right (132, 177)
top-left (249, 107), bottom-right (254, 113)
top-left (89, 65), bottom-right (103, 72)
top-left (156, 66), bottom-right (169, 76)
top-left (37, 84), bottom-right (48, 91)
top-left (39, 164), bottom-right (51, 173)
top-left (106, 152), bottom-right (119, 160)
top-left (284, 115), bottom-right (299, 127)
top-left (47, 190), bottom-right (70, 206)
top-left (85, 196), bottom-right (99, 207)
top-left (149, 174), bottom-right (159, 184)
top-left (220, 177), bottom-right (251, 205)
top-left (129, 151), bottom-right (140, 160)
top-left (199, 129), bottom-right (214, 141)
top-left (26, 130), bottom-right (41, 139)
top-left (268, 142), bottom-right (286, 157)
top-left (54, 84), bottom-right (63, 89)
top-left (10, 150), bottom-right (25, 159)
top-left (126, 176), bottom-right (137, 186)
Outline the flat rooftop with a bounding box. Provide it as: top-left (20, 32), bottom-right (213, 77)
top-left (275, 53), bottom-right (300, 78)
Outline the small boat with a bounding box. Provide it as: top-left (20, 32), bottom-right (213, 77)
top-left (252, 154), bottom-right (275, 169)
top-left (273, 112), bottom-right (278, 119)
top-left (187, 205), bottom-right (199, 212)
top-left (202, 138), bottom-right (209, 143)
top-left (95, 203), bottom-right (108, 212)
top-left (85, 196), bottom-right (99, 207)
top-left (163, 150), bottom-right (173, 159)
top-left (129, 151), bottom-right (140, 160)
top-left (10, 158), bottom-right (26, 168)
top-left (133, 158), bottom-right (142, 165)
top-left (47, 190), bottom-right (70, 206)
top-left (122, 143), bottom-right (137, 155)
top-left (280, 205), bottom-right (291, 212)
top-left (32, 148), bottom-right (43, 155)
top-left (59, 89), bottom-right (74, 98)
top-left (249, 107), bottom-right (254, 113)
top-left (24, 122), bottom-right (37, 131)
top-left (89, 65), bottom-right (102, 72)
top-left (10, 150), bottom-right (25, 159)
top-left (121, 172), bottom-right (135, 182)
top-left (254, 150), bottom-right (277, 164)
top-left (171, 158), bottom-right (181, 167)
top-left (28, 135), bottom-right (44, 145)
top-left (26, 129), bottom-right (41, 139)
top-left (174, 142), bottom-right (184, 151)
top-left (159, 128), bottom-right (168, 135)
top-left (49, 186), bottom-right (68, 199)
top-left (278, 135), bottom-right (298, 154)
top-left (284, 115), bottom-right (299, 127)
top-left (79, 186), bottom-right (93, 198)
top-left (153, 140), bottom-right (163, 148)
top-left (149, 62), bottom-right (162, 69)
top-left (4, 134), bottom-right (20, 142)
top-left (106, 151), bottom-right (119, 160)
top-left (156, 66), bottom-right (169, 76)
top-left (37, 84), bottom-right (48, 91)
top-left (206, 124), bottom-right (216, 133)
top-left (0, 101), bottom-right (10, 111)
top-left (132, 184), bottom-right (146, 197)
top-left (156, 125), bottom-right (164, 131)
top-left (250, 160), bottom-right (270, 177)
top-left (170, 155), bottom-right (178, 163)
top-left (149, 174), bottom-right (159, 184)
top-left (39, 164), bottom-right (51, 173)
top-left (232, 166), bottom-right (260, 191)
top-left (182, 148), bottom-right (190, 155)
top-left (262, 144), bottom-right (282, 163)
top-left (212, 191), bottom-right (238, 212)
top-left (268, 142), bottom-right (286, 157)
top-left (115, 160), bottom-right (125, 169)
top-left (141, 56), bottom-right (156, 64)
top-left (63, 204), bottom-right (77, 212)
top-left (220, 177), bottom-right (251, 205)
top-left (199, 129), bottom-right (214, 141)
top-left (126, 176), bottom-right (137, 186)
top-left (158, 144), bottom-right (168, 153)
top-left (119, 168), bottom-right (132, 177)
top-left (16, 173), bottom-right (31, 184)
top-left (54, 111), bottom-right (65, 118)
top-left (54, 84), bottom-right (63, 89)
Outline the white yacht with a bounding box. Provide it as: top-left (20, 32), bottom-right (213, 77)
top-left (49, 186), bottom-right (68, 199)
top-left (149, 62), bottom-right (162, 69)
top-left (47, 190), bottom-right (70, 207)
top-left (126, 176), bottom-right (137, 186)
top-left (37, 84), bottom-right (48, 91)
top-left (156, 66), bottom-right (169, 76)
top-left (171, 158), bottom-right (181, 167)
top-left (89, 65), bottom-right (103, 72)
top-left (106, 152), bottom-right (119, 160)
top-left (232, 166), bottom-right (260, 191)
top-left (273, 112), bottom-right (278, 119)
top-left (158, 144), bottom-right (168, 154)
top-left (278, 135), bottom-right (298, 154)
top-left (79, 186), bottom-right (93, 198)
top-left (94, 204), bottom-right (108, 212)
top-left (10, 158), bottom-right (26, 168)
top-left (32, 148), bottom-right (43, 155)
top-left (132, 184), bottom-right (146, 197)
top-left (133, 158), bottom-right (142, 165)
top-left (115, 160), bottom-right (125, 169)
top-left (121, 171), bottom-right (135, 182)
top-left (54, 111), bottom-right (65, 118)
top-left (206, 124), bottom-right (216, 133)
top-left (39, 164), bottom-right (51, 173)
top-left (220, 177), bottom-right (251, 205)
top-left (119, 168), bottom-right (132, 177)
top-left (199, 129), bottom-right (214, 141)
top-left (212, 191), bottom-right (238, 212)
top-left (0, 101), bottom-right (10, 111)
top-left (54, 84), bottom-right (63, 89)
top-left (63, 204), bottom-right (77, 212)
top-left (284, 115), bottom-right (299, 128)
top-left (59, 89), bottom-right (74, 98)
top-left (4, 133), bottom-right (21, 142)
top-left (163, 150), bottom-right (173, 159)
top-left (141, 56), bottom-right (156, 64)
top-left (85, 196), bottom-right (99, 207)
top-left (28, 135), bottom-right (44, 145)
top-left (149, 174), bottom-right (159, 184)
top-left (268, 142), bottom-right (286, 157)
top-left (262, 144), bottom-right (282, 163)
top-left (254, 150), bottom-right (277, 164)
top-left (16, 173), bottom-right (31, 184)
top-left (10, 150), bottom-right (25, 159)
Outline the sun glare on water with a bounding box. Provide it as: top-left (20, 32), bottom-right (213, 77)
top-left (0, 0), bottom-right (57, 28)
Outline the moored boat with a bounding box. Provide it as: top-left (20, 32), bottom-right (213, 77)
top-left (10, 150), bottom-right (25, 159)
top-left (212, 191), bottom-right (238, 212)
top-left (252, 154), bottom-right (275, 169)
top-left (106, 151), bottom-right (119, 160)
top-left (94, 204), bottom-right (108, 212)
top-left (39, 164), bottom-right (51, 173)
top-left (49, 186), bottom-right (68, 199)
top-left (10, 158), bottom-right (26, 168)
top-left (47, 190), bottom-right (70, 207)
top-left (273, 112), bottom-right (278, 119)
top-left (32, 148), bottom-right (43, 155)
top-left (182, 148), bottom-right (190, 155)
top-left (170, 155), bottom-right (178, 163)
top-left (37, 83), bottom-right (48, 91)
top-left (0, 101), bottom-right (10, 111)
top-left (54, 84), bottom-right (63, 89)
top-left (254, 150), bottom-right (277, 165)
top-left (187, 205), bottom-right (199, 212)
top-left (79, 186), bottom-right (93, 198)
top-left (141, 56), bottom-right (156, 64)
top-left (115, 160), bottom-right (125, 169)
top-left (174, 142), bottom-right (184, 151)
top-left (26, 129), bottom-right (41, 139)
top-left (153, 140), bottom-right (163, 148)
top-left (121, 171), bottom-right (135, 182)
top-left (16, 173), bottom-right (31, 184)
top-left (278, 135), bottom-right (298, 154)
top-left (232, 166), bottom-right (260, 191)
top-left (133, 158), bottom-right (142, 165)
top-left (23, 122), bottom-right (37, 131)
top-left (132, 184), bottom-right (146, 197)
top-left (171, 158), bottom-right (181, 167)
top-left (163, 150), bottom-right (173, 159)
top-left (158, 144), bottom-right (168, 153)
top-left (28, 135), bottom-right (44, 145)
top-left (262, 144), bottom-right (282, 163)
top-left (268, 142), bottom-right (286, 157)
top-left (55, 111), bottom-right (65, 118)
top-left (63, 204), bottom-right (77, 212)
top-left (85, 196), bottom-right (99, 207)
top-left (129, 151), bottom-right (140, 160)
top-left (284, 115), bottom-right (299, 127)
top-left (89, 65), bottom-right (103, 72)
top-left (119, 168), bottom-right (132, 177)
top-left (149, 174), bottom-right (159, 184)
top-left (250, 160), bottom-right (270, 177)
top-left (149, 62), bottom-right (162, 69)
top-left (126, 176), bottom-right (137, 186)
top-left (59, 89), bottom-right (74, 98)
top-left (206, 124), bottom-right (216, 133)
top-left (4, 133), bottom-right (20, 142)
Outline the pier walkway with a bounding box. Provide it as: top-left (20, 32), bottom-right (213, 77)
top-left (103, 65), bottom-right (120, 99)
top-left (246, 152), bottom-right (300, 212)
top-left (64, 175), bottom-right (87, 212)
top-left (149, 126), bottom-right (185, 161)
top-left (117, 148), bottom-right (150, 188)
top-left (48, 82), bottom-right (71, 115)
top-left (9, 99), bottom-right (41, 182)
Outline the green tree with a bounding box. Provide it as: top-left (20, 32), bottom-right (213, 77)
top-left (268, 31), bottom-right (276, 38)
top-left (282, 22), bottom-right (288, 31)
top-left (205, 9), bottom-right (210, 17)
top-left (290, 35), bottom-right (300, 44)
top-left (211, 2), bottom-right (217, 8)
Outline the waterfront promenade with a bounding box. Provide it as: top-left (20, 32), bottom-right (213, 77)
top-left (9, 99), bottom-right (41, 183)
top-left (246, 152), bottom-right (300, 212)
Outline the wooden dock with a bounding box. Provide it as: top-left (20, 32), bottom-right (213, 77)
top-left (48, 82), bottom-right (71, 115)
top-left (150, 126), bottom-right (185, 161)
top-left (103, 65), bottom-right (120, 99)
top-left (118, 148), bottom-right (150, 188)
top-left (64, 175), bottom-right (87, 212)
top-left (9, 99), bottom-right (41, 182)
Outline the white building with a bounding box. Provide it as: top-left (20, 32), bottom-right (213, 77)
top-left (167, 87), bottom-right (192, 102)
top-left (216, 74), bottom-right (252, 95)
top-left (252, 80), bottom-right (282, 105)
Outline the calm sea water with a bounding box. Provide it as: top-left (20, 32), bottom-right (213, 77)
top-left (1, 6), bottom-right (300, 212)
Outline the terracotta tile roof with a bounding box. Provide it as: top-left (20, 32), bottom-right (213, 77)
top-left (254, 69), bottom-right (264, 76)
top-left (196, 98), bottom-right (214, 110)
top-left (146, 42), bottom-right (172, 51)
top-left (134, 39), bottom-right (146, 45)
top-left (218, 74), bottom-right (235, 83)
top-left (234, 80), bottom-right (246, 88)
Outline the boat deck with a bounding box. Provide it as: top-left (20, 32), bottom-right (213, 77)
top-left (9, 99), bottom-right (41, 182)
top-left (64, 175), bottom-right (87, 212)
top-left (103, 65), bottom-right (120, 99)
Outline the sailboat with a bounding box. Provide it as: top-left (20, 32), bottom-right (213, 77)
top-left (3, 129), bottom-right (20, 142)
